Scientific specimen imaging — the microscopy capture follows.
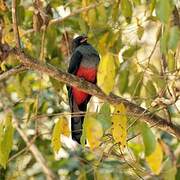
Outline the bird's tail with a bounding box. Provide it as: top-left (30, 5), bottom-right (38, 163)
top-left (71, 116), bottom-right (83, 144)
top-left (71, 98), bottom-right (84, 144)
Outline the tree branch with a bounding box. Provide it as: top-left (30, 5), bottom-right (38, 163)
top-left (173, 5), bottom-right (180, 27)
top-left (49, 2), bottom-right (101, 26)
top-left (0, 65), bottom-right (27, 81)
top-left (14, 119), bottom-right (57, 180)
top-left (7, 47), bottom-right (179, 139)
top-left (22, 2), bottom-right (101, 36)
top-left (12, 0), bottom-right (21, 48)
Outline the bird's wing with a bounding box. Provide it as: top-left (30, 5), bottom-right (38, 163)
top-left (67, 50), bottom-right (82, 107)
top-left (68, 50), bottom-right (82, 74)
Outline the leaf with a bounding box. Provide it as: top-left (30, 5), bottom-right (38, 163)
top-left (98, 32), bottom-right (109, 54)
top-left (128, 72), bottom-right (143, 97)
top-left (167, 50), bottom-right (175, 72)
top-left (121, 0), bottom-right (133, 23)
top-left (122, 45), bottom-right (140, 60)
top-left (0, 113), bottom-right (14, 168)
top-left (112, 3), bottom-right (120, 22)
top-left (0, 0), bottom-right (8, 12)
top-left (97, 5), bottom-right (107, 24)
top-left (85, 114), bottom-right (103, 150)
top-left (168, 26), bottom-right (180, 50)
top-left (133, 0), bottom-right (141, 6)
top-left (17, 5), bottom-right (25, 25)
top-left (156, 0), bottom-right (172, 24)
top-left (97, 53), bottom-right (116, 95)
top-left (50, 0), bottom-right (63, 7)
top-left (119, 68), bottom-right (129, 94)
top-left (146, 80), bottom-right (156, 98)
top-left (111, 103), bottom-right (127, 149)
top-left (149, 0), bottom-right (156, 14)
top-left (87, 9), bottom-right (97, 27)
top-left (51, 117), bottom-right (70, 153)
top-left (160, 29), bottom-right (169, 55)
top-left (97, 103), bottom-right (111, 131)
top-left (160, 158), bottom-right (177, 180)
top-left (60, 117), bottom-right (70, 137)
top-left (137, 26), bottom-right (144, 40)
top-left (146, 142), bottom-right (163, 175)
top-left (46, 26), bottom-right (57, 54)
top-left (51, 119), bottom-right (61, 153)
top-left (141, 123), bottom-right (156, 156)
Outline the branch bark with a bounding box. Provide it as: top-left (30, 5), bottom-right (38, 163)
top-left (12, 0), bottom-right (21, 48)
top-left (14, 120), bottom-right (57, 180)
top-left (0, 65), bottom-right (27, 81)
top-left (49, 2), bottom-right (101, 26)
top-left (22, 2), bottom-right (101, 36)
top-left (5, 47), bottom-right (179, 139)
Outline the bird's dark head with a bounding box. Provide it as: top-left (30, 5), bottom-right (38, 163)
top-left (71, 35), bottom-right (88, 51)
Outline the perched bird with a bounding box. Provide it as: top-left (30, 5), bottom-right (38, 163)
top-left (67, 35), bottom-right (100, 143)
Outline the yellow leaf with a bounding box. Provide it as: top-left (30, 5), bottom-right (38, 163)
top-left (98, 32), bottom-right (109, 54)
top-left (85, 115), bottom-right (103, 150)
top-left (0, 0), bottom-right (8, 12)
top-left (146, 142), bottom-right (163, 175)
top-left (82, 0), bottom-right (90, 22)
top-left (51, 119), bottom-right (61, 153)
top-left (51, 117), bottom-right (70, 153)
top-left (97, 53), bottom-right (116, 95)
top-left (87, 9), bottom-right (97, 27)
top-left (111, 103), bottom-right (127, 149)
top-left (60, 116), bottom-right (70, 137)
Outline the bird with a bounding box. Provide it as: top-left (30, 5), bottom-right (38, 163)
top-left (67, 35), bottom-right (100, 143)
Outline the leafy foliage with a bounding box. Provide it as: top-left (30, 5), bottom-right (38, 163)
top-left (0, 0), bottom-right (179, 179)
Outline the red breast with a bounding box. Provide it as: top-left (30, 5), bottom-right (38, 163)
top-left (72, 66), bottom-right (97, 105)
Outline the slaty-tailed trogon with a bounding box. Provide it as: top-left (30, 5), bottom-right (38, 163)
top-left (67, 35), bottom-right (100, 143)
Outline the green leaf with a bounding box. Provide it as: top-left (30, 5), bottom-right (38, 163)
top-left (17, 5), bottom-right (25, 25)
top-left (112, 3), bottom-right (120, 22)
top-left (87, 9), bottom-right (97, 27)
top-left (156, 0), bottom-right (173, 24)
top-left (137, 26), bottom-right (144, 40)
top-left (97, 5), bottom-right (107, 24)
top-left (149, 0), bottom-right (156, 14)
top-left (122, 45), bottom-right (140, 60)
top-left (50, 0), bottom-right (63, 7)
top-left (46, 26), bottom-right (57, 55)
top-left (132, 0), bottom-right (141, 6)
top-left (128, 72), bottom-right (143, 97)
top-left (119, 68), bottom-right (129, 94)
top-left (167, 51), bottom-right (175, 72)
top-left (141, 123), bottom-right (156, 156)
top-left (146, 80), bottom-right (156, 98)
top-left (97, 103), bottom-right (111, 131)
top-left (0, 113), bottom-right (14, 168)
top-left (121, 0), bottom-right (133, 23)
top-left (168, 26), bottom-right (180, 50)
top-left (160, 158), bottom-right (177, 180)
top-left (160, 29), bottom-right (169, 54)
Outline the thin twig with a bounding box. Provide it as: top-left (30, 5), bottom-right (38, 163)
top-left (12, 0), bottom-right (21, 48)
top-left (21, 2), bottom-right (102, 36)
top-left (14, 119), bottom-right (57, 180)
top-left (49, 2), bottom-right (101, 25)
top-left (0, 65), bottom-right (27, 81)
